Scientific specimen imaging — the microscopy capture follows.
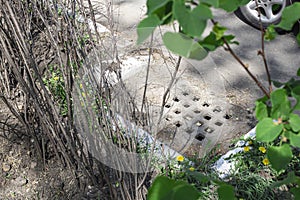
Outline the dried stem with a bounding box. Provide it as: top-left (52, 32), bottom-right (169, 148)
top-left (211, 19), bottom-right (271, 98)
top-left (158, 56), bottom-right (182, 125)
top-left (141, 33), bottom-right (154, 120)
top-left (255, 0), bottom-right (273, 93)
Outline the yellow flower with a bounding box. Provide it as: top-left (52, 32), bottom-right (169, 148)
top-left (244, 146), bottom-right (250, 152)
top-left (79, 83), bottom-right (83, 89)
top-left (248, 140), bottom-right (253, 145)
top-left (81, 92), bottom-right (86, 98)
top-left (176, 155), bottom-right (184, 162)
top-left (53, 76), bottom-right (59, 81)
top-left (262, 158), bottom-right (270, 166)
top-left (189, 167), bottom-right (195, 172)
top-left (259, 147), bottom-right (267, 153)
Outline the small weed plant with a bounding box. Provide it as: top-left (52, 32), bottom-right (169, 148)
top-left (43, 65), bottom-right (68, 116)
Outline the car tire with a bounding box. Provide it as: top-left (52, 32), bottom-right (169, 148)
top-left (235, 0), bottom-right (292, 29)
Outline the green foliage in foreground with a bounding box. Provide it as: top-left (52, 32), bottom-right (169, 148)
top-left (137, 0), bottom-right (248, 60)
top-left (254, 74), bottom-right (300, 198)
top-left (147, 174), bottom-right (235, 200)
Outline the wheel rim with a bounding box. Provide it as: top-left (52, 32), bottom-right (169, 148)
top-left (245, 0), bottom-right (286, 24)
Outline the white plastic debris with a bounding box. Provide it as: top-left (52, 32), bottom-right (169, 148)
top-left (213, 127), bottom-right (256, 179)
top-left (77, 15), bottom-right (110, 34)
top-left (87, 19), bottom-right (110, 34)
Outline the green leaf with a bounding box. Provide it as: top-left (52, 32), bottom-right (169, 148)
top-left (272, 80), bottom-right (285, 88)
top-left (217, 184), bottom-right (236, 200)
top-left (289, 132), bottom-right (300, 148)
top-left (255, 101), bottom-right (268, 121)
top-left (270, 89), bottom-right (291, 120)
top-left (257, 95), bottom-right (269, 103)
top-left (223, 35), bottom-right (239, 45)
top-left (271, 172), bottom-right (300, 188)
top-left (193, 3), bottom-right (213, 20)
top-left (291, 187), bottom-right (300, 200)
top-left (201, 0), bottom-right (219, 7)
top-left (256, 118), bottom-right (283, 142)
top-left (267, 144), bottom-right (293, 172)
top-left (137, 15), bottom-right (161, 45)
top-left (172, 184), bottom-right (201, 200)
top-left (218, 0), bottom-right (250, 12)
top-left (213, 23), bottom-right (227, 40)
top-left (153, 2), bottom-right (173, 25)
top-left (147, 0), bottom-right (171, 14)
top-left (279, 5), bottom-right (300, 29)
top-left (292, 86), bottom-right (300, 111)
top-left (297, 68), bottom-right (300, 77)
top-left (173, 2), bottom-right (212, 37)
top-left (282, 78), bottom-right (300, 96)
top-left (200, 32), bottom-right (221, 51)
top-left (297, 32), bottom-right (300, 46)
top-left (289, 113), bottom-right (300, 132)
top-left (188, 171), bottom-right (210, 183)
top-left (264, 25), bottom-right (277, 41)
top-left (147, 176), bottom-right (177, 200)
top-left (163, 32), bottom-right (208, 60)
top-left (147, 176), bottom-right (200, 200)
top-left (276, 2), bottom-right (300, 31)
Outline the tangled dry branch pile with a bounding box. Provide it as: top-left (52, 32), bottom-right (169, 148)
top-left (0, 0), bottom-right (152, 199)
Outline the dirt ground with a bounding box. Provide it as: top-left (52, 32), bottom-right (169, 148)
top-left (0, 90), bottom-right (256, 199)
top-left (0, 100), bottom-right (84, 199)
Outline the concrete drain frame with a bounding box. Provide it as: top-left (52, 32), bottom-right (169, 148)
top-left (159, 88), bottom-right (231, 156)
top-left (73, 41), bottom-right (232, 172)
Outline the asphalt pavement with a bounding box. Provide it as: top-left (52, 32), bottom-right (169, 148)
top-left (82, 0), bottom-right (300, 157)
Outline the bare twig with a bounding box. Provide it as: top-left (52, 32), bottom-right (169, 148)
top-left (254, 0), bottom-right (273, 93)
top-left (158, 56), bottom-right (182, 125)
top-left (141, 33), bottom-right (154, 121)
top-left (211, 19), bottom-right (271, 98)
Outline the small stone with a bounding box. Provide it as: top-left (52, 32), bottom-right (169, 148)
top-left (0, 177), bottom-right (6, 187)
top-left (152, 52), bottom-right (161, 60)
top-left (30, 162), bottom-right (37, 169)
top-left (2, 163), bottom-right (11, 172)
top-left (14, 176), bottom-right (28, 186)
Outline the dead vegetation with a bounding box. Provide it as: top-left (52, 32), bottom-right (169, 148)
top-left (0, 0), bottom-right (154, 199)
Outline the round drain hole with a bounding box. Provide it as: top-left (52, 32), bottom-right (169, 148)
top-left (215, 121), bottom-right (223, 126)
top-left (224, 114), bottom-right (232, 119)
top-left (186, 128), bottom-right (194, 134)
top-left (182, 92), bottom-right (189, 96)
top-left (183, 104), bottom-right (190, 108)
top-left (165, 117), bottom-right (172, 121)
top-left (175, 121), bottom-right (182, 127)
top-left (174, 110), bottom-right (181, 114)
top-left (213, 106), bottom-right (222, 112)
top-left (165, 104), bottom-right (171, 108)
top-left (184, 115), bottom-right (193, 121)
top-left (204, 115), bottom-right (212, 121)
top-left (173, 97), bottom-right (180, 102)
top-left (195, 121), bottom-right (203, 127)
top-left (204, 127), bottom-right (214, 133)
top-left (193, 97), bottom-right (200, 102)
top-left (202, 102), bottom-right (210, 107)
top-left (195, 133), bottom-right (205, 141)
top-left (194, 109), bottom-right (201, 114)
